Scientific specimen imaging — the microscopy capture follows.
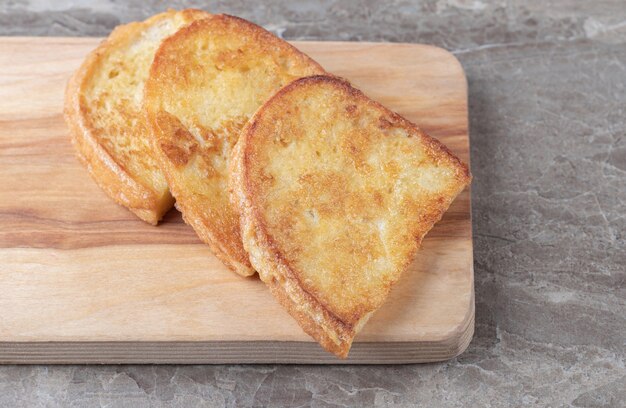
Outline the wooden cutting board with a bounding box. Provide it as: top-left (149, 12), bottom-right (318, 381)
top-left (0, 37), bottom-right (473, 364)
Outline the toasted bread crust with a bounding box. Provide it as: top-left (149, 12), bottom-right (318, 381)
top-left (64, 9), bottom-right (209, 224)
top-left (230, 129), bottom-right (358, 357)
top-left (231, 76), bottom-right (471, 357)
top-left (145, 14), bottom-right (325, 276)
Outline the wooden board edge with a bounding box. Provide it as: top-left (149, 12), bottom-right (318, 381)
top-left (0, 309), bottom-right (474, 365)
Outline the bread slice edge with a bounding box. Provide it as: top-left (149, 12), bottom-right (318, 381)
top-left (230, 125), bottom-right (360, 357)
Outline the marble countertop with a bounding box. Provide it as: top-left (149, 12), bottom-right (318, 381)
top-left (1, 1), bottom-right (624, 406)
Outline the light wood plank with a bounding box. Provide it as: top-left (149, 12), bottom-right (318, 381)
top-left (0, 37), bottom-right (472, 363)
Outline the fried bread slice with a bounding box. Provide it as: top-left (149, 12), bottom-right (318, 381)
top-left (144, 15), bottom-right (326, 276)
top-left (230, 75), bottom-right (471, 357)
top-left (64, 9), bottom-right (210, 224)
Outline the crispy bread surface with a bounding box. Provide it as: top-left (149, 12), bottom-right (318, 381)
top-left (144, 15), bottom-right (325, 276)
top-left (231, 76), bottom-right (471, 357)
top-left (64, 9), bottom-right (210, 224)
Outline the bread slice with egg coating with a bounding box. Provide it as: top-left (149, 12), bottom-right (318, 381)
top-left (144, 15), bottom-right (326, 276)
top-left (64, 9), bottom-right (210, 224)
top-left (230, 75), bottom-right (471, 357)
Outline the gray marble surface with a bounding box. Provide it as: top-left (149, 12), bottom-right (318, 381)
top-left (1, 0), bottom-right (625, 406)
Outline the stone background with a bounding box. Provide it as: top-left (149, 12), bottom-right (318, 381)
top-left (1, 1), bottom-right (625, 406)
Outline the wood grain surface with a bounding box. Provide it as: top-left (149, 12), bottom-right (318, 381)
top-left (0, 37), bottom-right (473, 364)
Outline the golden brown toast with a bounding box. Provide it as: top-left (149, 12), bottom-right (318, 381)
top-left (64, 9), bottom-right (210, 224)
top-left (144, 15), bottom-right (326, 276)
top-left (230, 75), bottom-right (472, 357)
